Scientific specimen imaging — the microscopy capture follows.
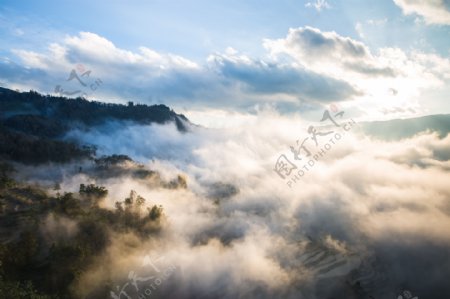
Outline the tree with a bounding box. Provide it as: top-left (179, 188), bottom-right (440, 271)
top-left (148, 205), bottom-right (163, 221)
top-left (58, 193), bottom-right (81, 216)
top-left (79, 184), bottom-right (108, 201)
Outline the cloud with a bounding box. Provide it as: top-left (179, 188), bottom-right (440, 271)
top-left (305, 0), bottom-right (331, 12)
top-left (3, 28), bottom-right (450, 119)
top-left (209, 52), bottom-right (360, 102)
top-left (62, 31), bottom-right (199, 69)
top-left (0, 31), bottom-right (365, 113)
top-left (263, 26), bottom-right (392, 78)
top-left (393, 0), bottom-right (450, 25)
top-left (7, 32), bottom-right (211, 104)
top-left (264, 26), bottom-right (450, 118)
top-left (11, 110), bottom-right (450, 298)
top-left (367, 18), bottom-right (388, 26)
top-left (355, 22), bottom-right (365, 39)
top-left (75, 115), bottom-right (450, 298)
top-left (355, 19), bottom-right (388, 39)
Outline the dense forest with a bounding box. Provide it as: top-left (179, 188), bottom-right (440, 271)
top-left (0, 88), bottom-right (188, 130)
top-left (0, 164), bottom-right (165, 298)
top-left (0, 88), bottom-right (190, 298)
top-left (0, 88), bottom-right (189, 164)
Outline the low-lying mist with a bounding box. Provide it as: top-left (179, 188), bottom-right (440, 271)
top-left (11, 111), bottom-right (450, 299)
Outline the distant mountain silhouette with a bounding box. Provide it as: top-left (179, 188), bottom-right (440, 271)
top-left (0, 87), bottom-right (190, 164)
top-left (0, 87), bottom-right (189, 136)
top-left (360, 114), bottom-right (450, 140)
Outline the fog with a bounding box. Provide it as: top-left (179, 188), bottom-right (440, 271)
top-left (13, 110), bottom-right (450, 298)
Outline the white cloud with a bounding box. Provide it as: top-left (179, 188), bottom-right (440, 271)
top-left (393, 0), bottom-right (450, 25)
top-left (4, 31), bottom-right (361, 112)
top-left (11, 49), bottom-right (50, 70)
top-left (305, 0), bottom-right (331, 12)
top-left (11, 91), bottom-right (450, 297)
top-left (368, 18), bottom-right (388, 26)
top-left (32, 112), bottom-right (450, 298)
top-left (355, 22), bottom-right (365, 38)
top-left (208, 50), bottom-right (360, 102)
top-left (263, 26), bottom-right (450, 118)
top-left (263, 27), bottom-right (387, 77)
top-left (3, 28), bottom-right (450, 120)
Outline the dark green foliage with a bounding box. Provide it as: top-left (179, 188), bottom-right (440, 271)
top-left (114, 190), bottom-right (163, 233)
top-left (3, 114), bottom-right (67, 138)
top-left (208, 182), bottom-right (239, 200)
top-left (0, 181), bottom-right (165, 298)
top-left (0, 176), bottom-right (14, 190)
top-left (148, 205), bottom-right (164, 221)
top-left (0, 87), bottom-right (189, 132)
top-left (123, 190), bottom-right (146, 214)
top-left (94, 154), bottom-right (132, 167)
top-left (166, 174), bottom-right (188, 189)
top-left (79, 184), bottom-right (108, 199)
top-left (132, 167), bottom-right (156, 179)
top-left (0, 87), bottom-right (190, 165)
top-left (76, 219), bottom-right (110, 253)
top-left (0, 87), bottom-right (179, 297)
top-left (0, 125), bottom-right (94, 164)
top-left (0, 161), bottom-right (14, 175)
top-left (0, 161), bottom-right (15, 189)
top-left (56, 193), bottom-right (82, 216)
top-left (0, 230), bottom-right (39, 276)
top-left (114, 201), bottom-right (123, 213)
top-left (40, 218), bottom-right (109, 298)
top-left (0, 277), bottom-right (55, 299)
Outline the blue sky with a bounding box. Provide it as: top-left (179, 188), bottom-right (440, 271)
top-left (1, 0), bottom-right (450, 125)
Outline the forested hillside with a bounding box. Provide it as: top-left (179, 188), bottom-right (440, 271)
top-left (0, 88), bottom-right (189, 164)
top-left (0, 88), bottom-right (191, 298)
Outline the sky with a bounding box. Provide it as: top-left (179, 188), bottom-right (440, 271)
top-left (2, 2), bottom-right (450, 297)
top-left (0, 0), bottom-right (450, 126)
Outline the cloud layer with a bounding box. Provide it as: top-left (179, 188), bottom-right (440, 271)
top-left (2, 31), bottom-right (359, 111)
top-left (18, 111), bottom-right (450, 298)
top-left (2, 26), bottom-right (450, 120)
top-left (393, 0), bottom-right (450, 25)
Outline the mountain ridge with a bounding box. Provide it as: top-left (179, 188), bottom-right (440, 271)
top-left (0, 87), bottom-right (190, 134)
top-left (0, 87), bottom-right (190, 164)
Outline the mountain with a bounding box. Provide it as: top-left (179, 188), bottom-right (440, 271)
top-left (0, 87), bottom-right (189, 135)
top-left (0, 87), bottom-right (190, 164)
top-left (359, 114), bottom-right (450, 140)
